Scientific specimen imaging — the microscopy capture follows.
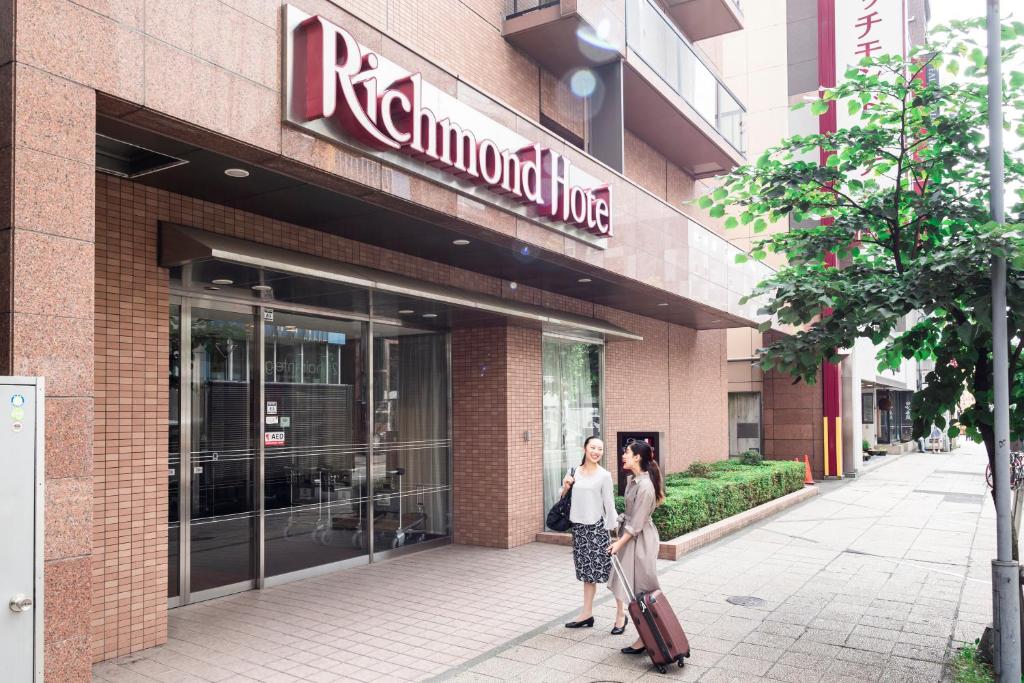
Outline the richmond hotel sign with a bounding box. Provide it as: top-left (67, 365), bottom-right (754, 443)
top-left (283, 6), bottom-right (612, 243)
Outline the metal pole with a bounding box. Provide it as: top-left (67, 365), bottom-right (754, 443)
top-left (988, 0), bottom-right (1021, 679)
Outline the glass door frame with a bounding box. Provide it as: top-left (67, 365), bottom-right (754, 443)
top-left (169, 289), bottom-right (455, 606)
top-left (171, 295), bottom-right (262, 607)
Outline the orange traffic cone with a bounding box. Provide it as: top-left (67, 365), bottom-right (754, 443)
top-left (802, 454), bottom-right (814, 485)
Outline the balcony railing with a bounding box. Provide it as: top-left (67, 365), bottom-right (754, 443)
top-left (505, 0), bottom-right (558, 18)
top-left (626, 0), bottom-right (745, 153)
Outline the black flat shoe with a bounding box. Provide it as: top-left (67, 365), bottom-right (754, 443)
top-left (564, 616), bottom-right (595, 628)
top-left (611, 615), bottom-right (629, 635)
top-left (621, 645), bottom-right (647, 655)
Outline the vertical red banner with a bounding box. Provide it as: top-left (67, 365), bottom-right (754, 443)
top-left (818, 0), bottom-right (842, 478)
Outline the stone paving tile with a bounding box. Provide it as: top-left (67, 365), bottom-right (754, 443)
top-left (94, 448), bottom-right (1000, 683)
top-left (828, 657), bottom-right (885, 681)
top-left (730, 641), bottom-right (785, 663)
top-left (494, 645), bottom-right (553, 665)
top-left (715, 653), bottom-right (774, 676)
top-left (765, 662), bottom-right (824, 682)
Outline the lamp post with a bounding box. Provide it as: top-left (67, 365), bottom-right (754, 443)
top-left (987, 0), bottom-right (1021, 679)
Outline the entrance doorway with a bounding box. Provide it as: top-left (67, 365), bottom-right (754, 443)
top-left (170, 302), bottom-right (258, 604)
top-left (169, 293), bottom-right (452, 606)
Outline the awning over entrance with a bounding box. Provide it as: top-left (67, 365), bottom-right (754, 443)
top-left (160, 223), bottom-right (643, 341)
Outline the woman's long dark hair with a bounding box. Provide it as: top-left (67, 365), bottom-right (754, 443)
top-left (580, 435), bottom-right (602, 465)
top-left (627, 440), bottom-right (665, 505)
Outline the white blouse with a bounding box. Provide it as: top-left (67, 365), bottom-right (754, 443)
top-left (566, 465), bottom-right (618, 530)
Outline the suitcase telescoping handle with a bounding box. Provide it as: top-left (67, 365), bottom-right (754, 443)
top-left (610, 554), bottom-right (637, 604)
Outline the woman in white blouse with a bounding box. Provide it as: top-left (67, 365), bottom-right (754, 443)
top-left (560, 436), bottom-right (627, 633)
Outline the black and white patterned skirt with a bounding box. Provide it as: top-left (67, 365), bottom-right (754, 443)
top-left (571, 519), bottom-right (612, 583)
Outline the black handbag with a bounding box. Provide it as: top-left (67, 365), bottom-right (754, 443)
top-left (546, 468), bottom-right (575, 532)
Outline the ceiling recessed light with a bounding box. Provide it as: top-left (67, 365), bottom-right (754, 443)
top-left (578, 277), bottom-right (592, 283)
top-left (452, 239), bottom-right (471, 246)
top-left (224, 168), bottom-right (250, 178)
top-left (398, 309), bottom-right (415, 315)
top-left (251, 284), bottom-right (272, 292)
top-left (212, 278), bottom-right (234, 286)
top-left (422, 313), bottom-right (438, 319)
top-left (657, 302), bottom-right (669, 307)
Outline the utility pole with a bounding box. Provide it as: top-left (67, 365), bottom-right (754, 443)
top-left (987, 0), bottom-right (1021, 679)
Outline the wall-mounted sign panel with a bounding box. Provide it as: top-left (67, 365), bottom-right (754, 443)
top-left (282, 5), bottom-right (612, 247)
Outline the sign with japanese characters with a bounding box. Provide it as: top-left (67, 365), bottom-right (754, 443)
top-left (282, 5), bottom-right (612, 245)
top-left (834, 0), bottom-right (907, 130)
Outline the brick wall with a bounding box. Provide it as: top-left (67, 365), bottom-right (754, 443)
top-left (505, 325), bottom-right (543, 546)
top-left (451, 324), bottom-right (509, 547)
top-left (762, 366), bottom-right (825, 478)
top-left (540, 69), bottom-right (586, 141)
top-left (624, 130), bottom-right (669, 200)
top-left (93, 178), bottom-right (170, 660)
top-left (599, 307), bottom-right (728, 475)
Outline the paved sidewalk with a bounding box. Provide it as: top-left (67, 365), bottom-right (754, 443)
top-left (94, 445), bottom-right (993, 682)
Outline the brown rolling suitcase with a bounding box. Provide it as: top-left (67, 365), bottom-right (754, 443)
top-left (612, 555), bottom-right (691, 674)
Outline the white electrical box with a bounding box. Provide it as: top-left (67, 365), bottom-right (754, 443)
top-left (0, 377), bottom-right (45, 681)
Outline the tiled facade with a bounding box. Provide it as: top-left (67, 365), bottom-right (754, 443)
top-left (91, 174), bottom-right (733, 660)
top-left (0, 0), bottom-right (811, 677)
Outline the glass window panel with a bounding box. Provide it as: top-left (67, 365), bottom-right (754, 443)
top-left (189, 307), bottom-right (256, 594)
top-left (542, 339), bottom-right (602, 526)
top-left (371, 323), bottom-right (451, 550)
top-left (263, 313), bottom-right (370, 576)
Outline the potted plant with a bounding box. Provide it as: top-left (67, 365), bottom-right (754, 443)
top-left (862, 439), bottom-right (872, 461)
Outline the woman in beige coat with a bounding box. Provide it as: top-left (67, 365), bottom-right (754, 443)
top-left (608, 439), bottom-right (665, 654)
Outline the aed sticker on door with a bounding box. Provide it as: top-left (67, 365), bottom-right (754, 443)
top-left (266, 401), bottom-right (278, 415)
top-left (264, 431), bottom-right (286, 446)
top-left (279, 416), bottom-right (291, 428)
top-left (265, 415), bottom-right (279, 425)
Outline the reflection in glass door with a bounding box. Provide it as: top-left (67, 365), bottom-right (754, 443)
top-left (180, 304), bottom-right (257, 601)
top-left (542, 338), bottom-right (602, 526)
top-left (263, 313), bottom-right (369, 576)
top-left (371, 324), bottom-right (451, 553)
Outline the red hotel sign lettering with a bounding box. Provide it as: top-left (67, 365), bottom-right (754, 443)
top-left (286, 9), bottom-right (612, 239)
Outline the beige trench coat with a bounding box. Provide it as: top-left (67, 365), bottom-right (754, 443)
top-left (608, 472), bottom-right (661, 603)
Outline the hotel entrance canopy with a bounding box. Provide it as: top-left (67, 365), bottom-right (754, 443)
top-left (160, 223), bottom-right (643, 341)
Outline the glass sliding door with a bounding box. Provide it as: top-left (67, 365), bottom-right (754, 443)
top-left (542, 337), bottom-right (602, 526)
top-left (371, 324), bottom-right (451, 552)
top-left (262, 313), bottom-right (369, 576)
top-left (168, 287), bottom-right (455, 602)
top-left (188, 306), bottom-right (257, 597)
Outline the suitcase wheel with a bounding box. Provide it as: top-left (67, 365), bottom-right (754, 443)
top-left (656, 664), bottom-right (667, 674)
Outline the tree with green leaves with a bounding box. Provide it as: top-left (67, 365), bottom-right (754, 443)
top-left (698, 19), bottom-right (1024, 494)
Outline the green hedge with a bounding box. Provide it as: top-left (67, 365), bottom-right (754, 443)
top-left (614, 460), bottom-right (805, 540)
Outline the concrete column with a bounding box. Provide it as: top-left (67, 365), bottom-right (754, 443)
top-left (451, 323), bottom-right (542, 548)
top-left (3, 62), bottom-right (96, 680)
top-left (841, 348), bottom-right (864, 476)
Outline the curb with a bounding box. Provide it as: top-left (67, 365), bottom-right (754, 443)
top-left (535, 485), bottom-right (820, 561)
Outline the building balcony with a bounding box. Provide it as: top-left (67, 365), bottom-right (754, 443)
top-left (660, 0), bottom-right (744, 42)
top-left (503, 0), bottom-right (745, 178)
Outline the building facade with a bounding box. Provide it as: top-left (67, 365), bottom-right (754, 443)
top-left (726, 0), bottom-right (932, 477)
top-left (0, 0), bottom-right (799, 678)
